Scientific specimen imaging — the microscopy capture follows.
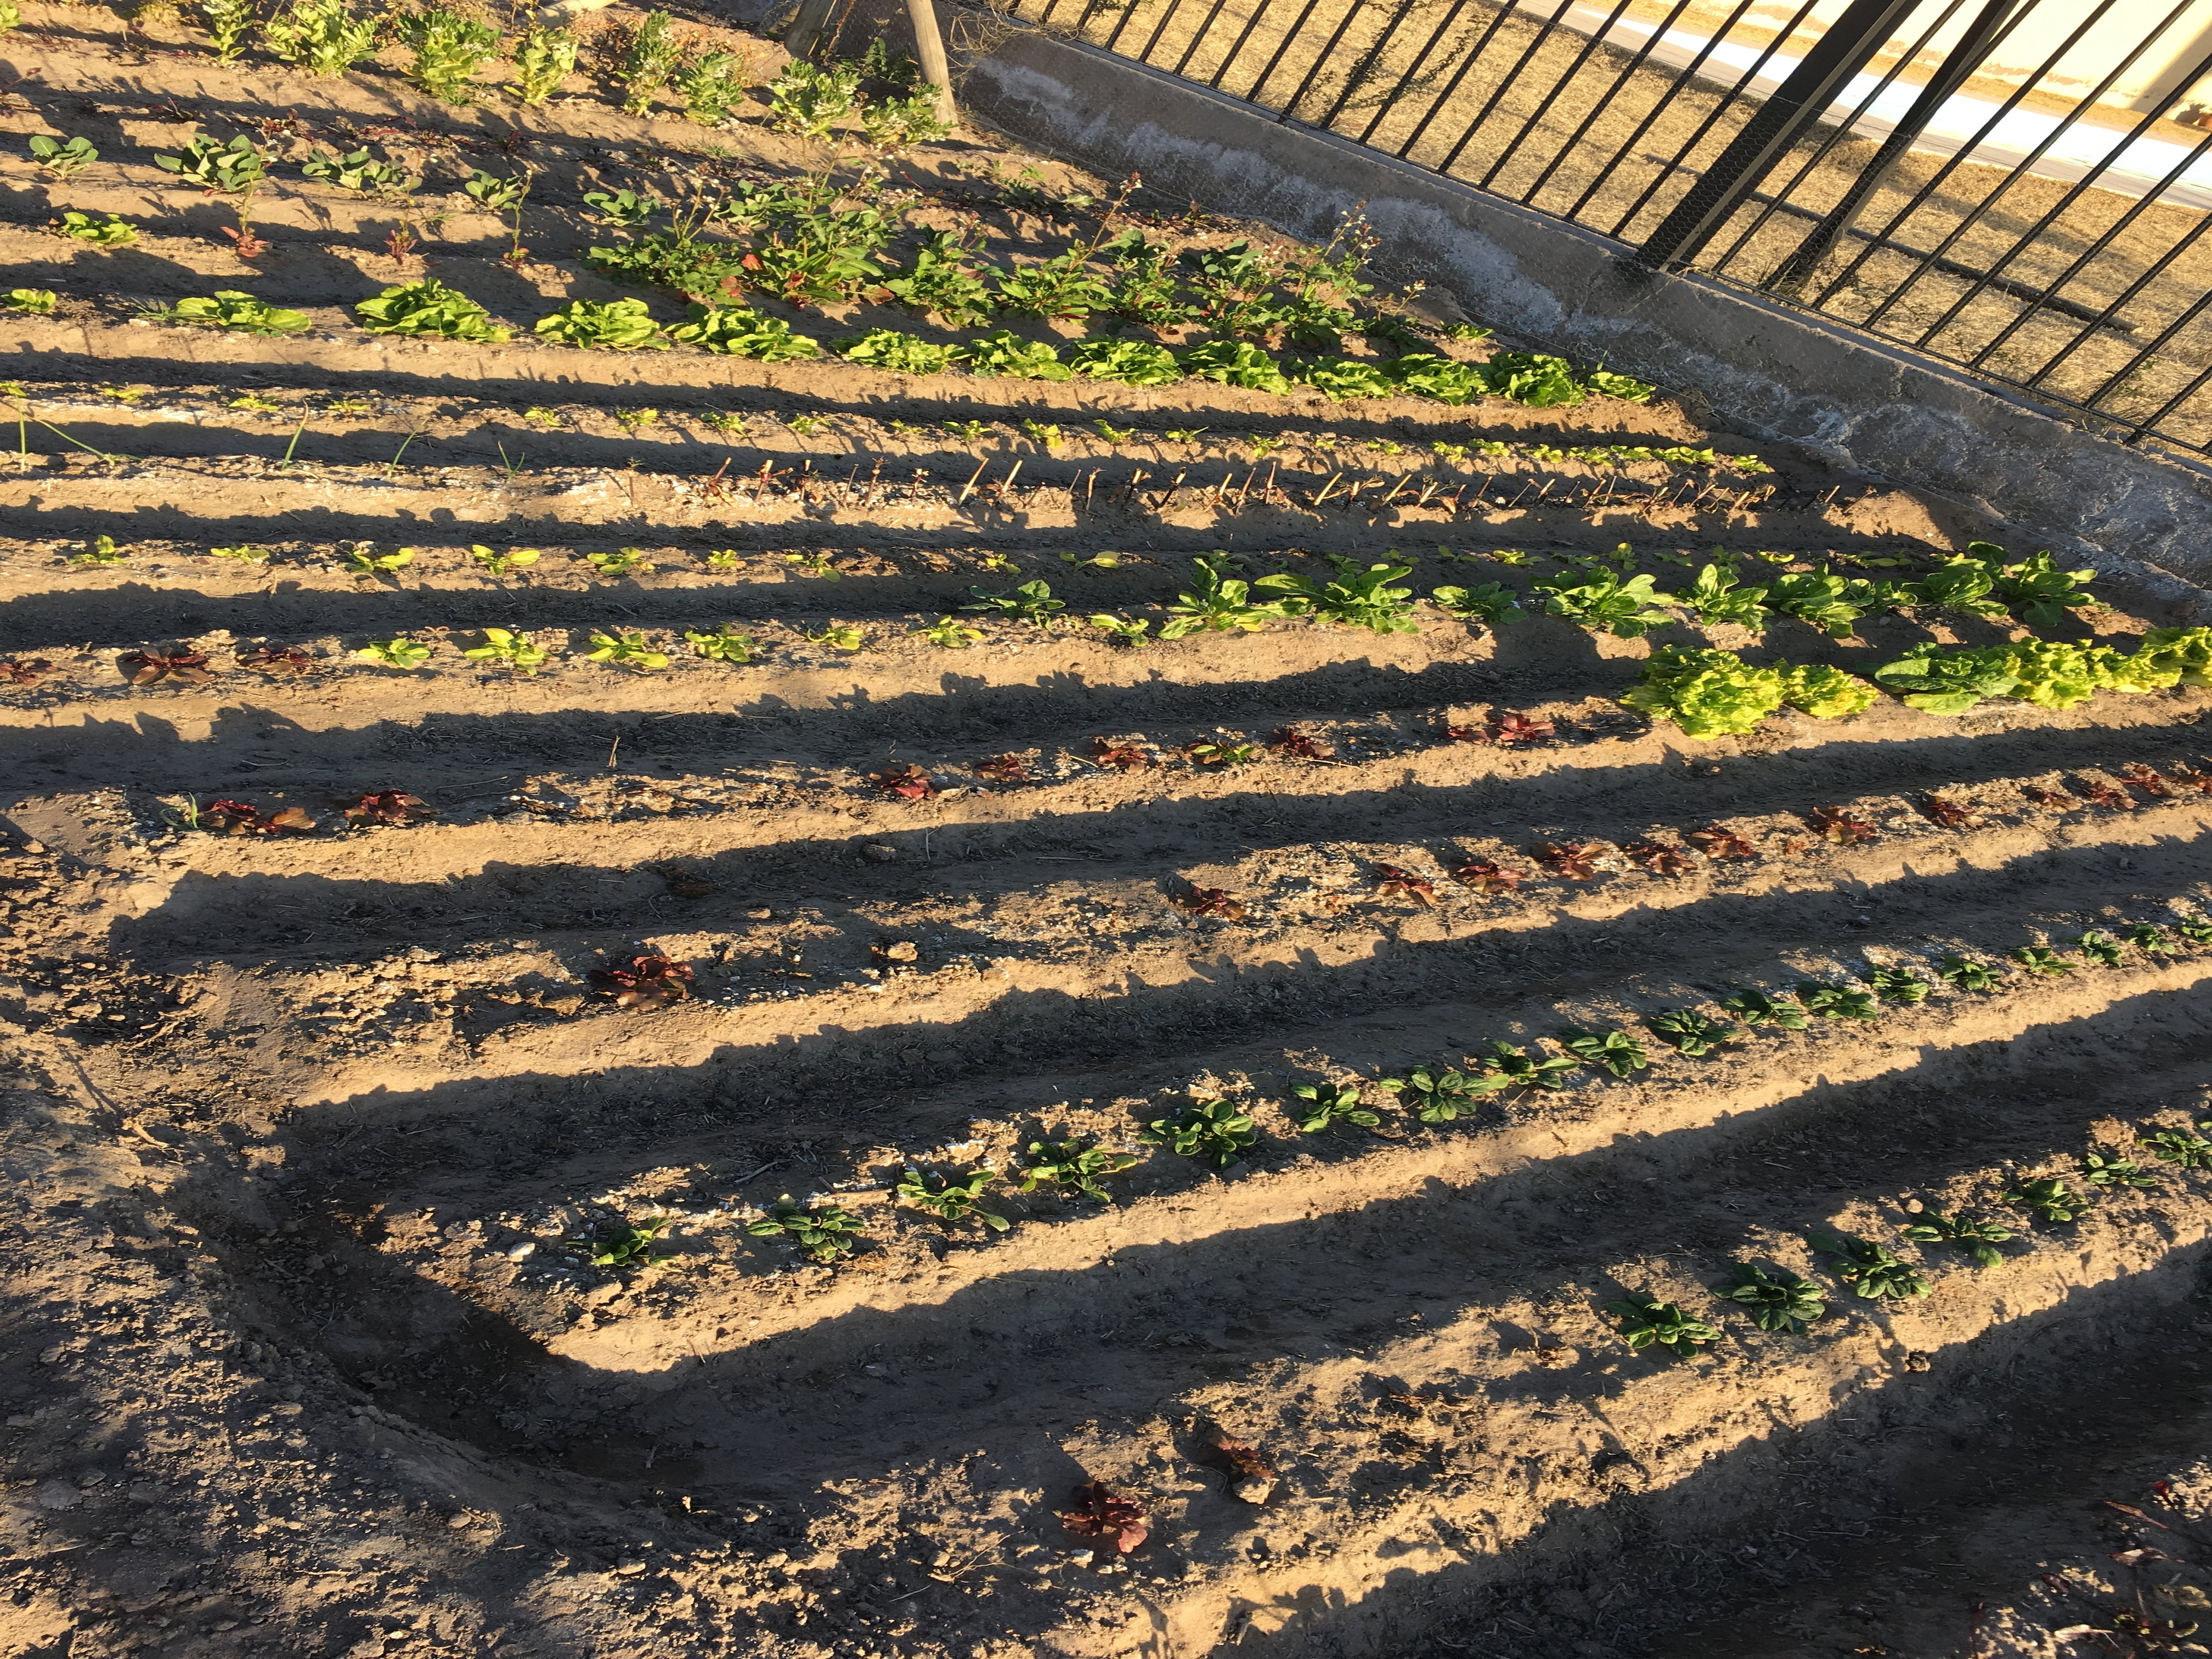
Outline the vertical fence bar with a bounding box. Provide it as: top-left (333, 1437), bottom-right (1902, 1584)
top-left (1854, 0), bottom-right (2186, 335)
top-left (1133, 0), bottom-right (1197, 66)
top-left (1436, 0), bottom-right (1583, 176)
top-left (1169, 0), bottom-right (1235, 78)
top-left (1806, 0), bottom-right (2129, 311)
top-left (1520, 0), bottom-right (1703, 212)
top-left (1205, 0), bottom-right (1274, 89)
top-left (1316, 0), bottom-right (1425, 133)
top-left (1603, 0), bottom-right (1824, 238)
top-left (1716, 0), bottom-right (1988, 283)
top-left (1354, 0), bottom-right (1482, 146)
top-left (1241, 0), bottom-right (1331, 108)
top-left (1390, 0), bottom-right (1530, 160)
top-left (1635, 0), bottom-right (1927, 270)
top-left (1272, 0), bottom-right (1374, 124)
top-left (2023, 216), bottom-right (2212, 393)
top-left (1478, 0), bottom-right (1643, 194)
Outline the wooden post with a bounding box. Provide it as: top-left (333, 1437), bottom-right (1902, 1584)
top-left (784, 0), bottom-right (840, 59)
top-left (905, 0), bottom-right (958, 127)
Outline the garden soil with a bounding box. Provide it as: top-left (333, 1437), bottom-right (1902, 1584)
top-left (4, 5), bottom-right (2212, 1659)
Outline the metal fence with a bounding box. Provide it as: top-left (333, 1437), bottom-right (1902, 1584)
top-left (990, 0), bottom-right (2212, 464)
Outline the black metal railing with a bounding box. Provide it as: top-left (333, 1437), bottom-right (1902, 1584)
top-left (991, 0), bottom-right (2212, 463)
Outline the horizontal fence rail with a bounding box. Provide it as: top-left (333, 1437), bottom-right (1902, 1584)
top-left (985, 0), bottom-right (2212, 464)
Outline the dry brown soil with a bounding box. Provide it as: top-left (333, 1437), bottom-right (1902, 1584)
top-left (5, 7), bottom-right (2212, 1659)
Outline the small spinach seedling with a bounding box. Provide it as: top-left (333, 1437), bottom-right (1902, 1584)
top-left (747, 1194), bottom-right (859, 1262)
top-left (1289, 1081), bottom-right (1377, 1133)
top-left (584, 1215), bottom-right (674, 1268)
top-left (895, 1167), bottom-right (1008, 1231)
top-left (1718, 1264), bottom-right (1825, 1333)
top-left (1605, 1297), bottom-right (1722, 1357)
top-left (585, 630), bottom-right (668, 669)
top-left (1794, 981), bottom-right (1881, 1022)
top-left (1719, 989), bottom-right (1808, 1030)
top-left (2004, 1175), bottom-right (2093, 1223)
top-left (1646, 1009), bottom-right (1735, 1058)
top-left (1018, 1139), bottom-right (1138, 1203)
top-left (1900, 1209), bottom-right (2011, 1267)
top-left (1559, 1028), bottom-right (1649, 1078)
top-left (1938, 954), bottom-right (2002, 991)
top-left (1379, 1065), bottom-right (1505, 1122)
top-left (2081, 1152), bottom-right (2157, 1191)
top-left (1143, 1098), bottom-right (1257, 1167)
top-left (1819, 1237), bottom-right (1931, 1300)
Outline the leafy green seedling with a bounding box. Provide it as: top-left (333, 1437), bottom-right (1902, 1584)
top-left (1143, 1098), bottom-right (1257, 1167)
top-left (1646, 1009), bottom-right (1735, 1058)
top-left (400, 8), bottom-right (501, 104)
top-left (615, 7), bottom-right (685, 114)
top-left (1093, 419), bottom-right (1134, 442)
top-left (782, 550), bottom-right (840, 580)
top-left (586, 548), bottom-right (655, 578)
top-left (1900, 1209), bottom-right (2011, 1267)
top-left (511, 24), bottom-right (578, 104)
top-left (70, 535), bottom-right (128, 567)
top-left (1018, 1139), bottom-right (1138, 1203)
top-left (895, 1167), bottom-right (1008, 1231)
top-left (469, 544), bottom-right (540, 578)
top-left (585, 630), bottom-right (668, 669)
top-left (1187, 738), bottom-right (1259, 767)
top-left (2077, 929), bottom-right (2126, 968)
top-left (353, 637), bottom-right (431, 669)
top-left (462, 628), bottom-right (550, 674)
top-left (1819, 1237), bottom-right (1931, 1300)
top-left (341, 545), bottom-right (414, 578)
top-left (1428, 583), bottom-right (1521, 625)
top-left (1559, 1028), bottom-right (1649, 1079)
top-left (966, 580), bottom-right (1065, 628)
top-left (55, 211), bottom-right (137, 247)
top-left (302, 148), bottom-right (417, 196)
top-left (535, 299), bottom-right (667, 351)
top-left (1606, 1297), bottom-right (1722, 1357)
top-left (151, 292), bottom-right (309, 336)
top-left (200, 0), bottom-right (255, 60)
top-left (806, 623), bottom-right (865, 652)
top-left (209, 543), bottom-right (270, 563)
top-left (1256, 556), bottom-right (1420, 635)
top-left (2140, 1128), bottom-right (2212, 1169)
top-left (1938, 954), bottom-right (2002, 991)
top-left (766, 54), bottom-right (860, 135)
top-left (154, 133), bottom-right (263, 194)
top-left (1534, 568), bottom-right (1675, 639)
top-left (1378, 1065), bottom-right (1504, 1122)
top-left (2012, 945), bottom-right (2071, 977)
top-left (30, 135), bottom-right (98, 178)
top-left (1, 289), bottom-right (55, 315)
top-left (583, 188), bottom-right (657, 228)
top-left (2125, 924), bottom-right (2176, 957)
top-left (2174, 912), bottom-right (2212, 945)
top-left (1481, 1041), bottom-right (1579, 1090)
top-left (747, 1194), bottom-right (859, 1262)
top-left (915, 616), bottom-right (984, 648)
top-left (229, 393), bottom-right (282, 414)
top-left (584, 1215), bottom-right (674, 1268)
top-left (2005, 1175), bottom-right (2093, 1223)
top-left (1161, 555), bottom-right (1286, 638)
top-left (1289, 1081), bottom-right (1378, 1132)
top-left (263, 0), bottom-right (379, 75)
top-left (1019, 420), bottom-right (1066, 449)
top-left (686, 625), bottom-right (757, 663)
top-left (1867, 966), bottom-right (1931, 1004)
top-left (1088, 614), bottom-right (1155, 647)
top-left (357, 279), bottom-right (509, 342)
top-left (1720, 989), bottom-right (1808, 1030)
top-left (1794, 982), bottom-right (1882, 1022)
top-left (943, 419), bottom-right (990, 442)
top-left (1718, 1264), bottom-right (1826, 1332)
top-left (2081, 1152), bottom-right (2157, 1191)
top-left (1677, 562), bottom-right (1769, 630)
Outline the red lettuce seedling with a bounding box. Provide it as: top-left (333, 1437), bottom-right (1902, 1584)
top-left (1622, 839), bottom-right (1696, 876)
top-left (237, 643), bottom-right (317, 676)
top-left (1687, 823), bottom-right (1756, 860)
top-left (590, 954), bottom-right (695, 1009)
top-left (2076, 777), bottom-right (2132, 810)
top-left (204, 799), bottom-right (315, 835)
top-left (1452, 859), bottom-right (1522, 894)
top-left (1531, 840), bottom-right (1601, 879)
top-left (1805, 805), bottom-right (1878, 843)
top-left (1060, 1482), bottom-right (1147, 1555)
top-left (2120, 763), bottom-right (2177, 799)
top-left (1451, 710), bottom-right (1555, 746)
top-left (873, 764), bottom-right (939, 800)
top-left (2024, 783), bottom-right (2077, 808)
top-left (1092, 736), bottom-right (1151, 771)
top-left (119, 650), bottom-right (213, 687)
top-left (975, 753), bottom-right (1035, 783)
top-left (1916, 793), bottom-right (1980, 828)
top-left (1174, 885), bottom-right (1247, 921)
top-left (0, 658), bottom-right (51, 685)
top-left (1373, 864), bottom-right (1437, 906)
top-left (343, 789), bottom-right (436, 828)
top-left (1268, 726), bottom-right (1333, 759)
top-left (2166, 763), bottom-right (2212, 795)
top-left (1200, 1425), bottom-right (1277, 1504)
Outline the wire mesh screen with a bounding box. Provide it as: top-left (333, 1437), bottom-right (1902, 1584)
top-left (990, 0), bottom-right (2212, 463)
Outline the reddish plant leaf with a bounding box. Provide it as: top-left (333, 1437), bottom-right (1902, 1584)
top-left (1448, 710), bottom-right (1557, 747)
top-left (2024, 784), bottom-right (2077, 808)
top-left (2166, 764), bottom-right (2212, 795)
top-left (1200, 1425), bottom-right (1278, 1503)
top-left (0, 657), bottom-right (52, 686)
top-left (204, 799), bottom-right (316, 836)
top-left (588, 953), bottom-right (695, 1010)
top-left (1622, 839), bottom-right (1696, 876)
top-left (1374, 863), bottom-right (1438, 906)
top-left (1092, 737), bottom-right (1151, 771)
top-left (1173, 884), bottom-right (1248, 921)
top-left (2076, 777), bottom-right (2132, 810)
top-left (975, 753), bottom-right (1035, 784)
top-left (1268, 726), bottom-right (1333, 760)
top-left (1060, 1482), bottom-right (1148, 1555)
top-left (1530, 841), bottom-right (1602, 879)
top-left (1686, 823), bottom-right (1756, 861)
top-left (118, 650), bottom-right (212, 687)
top-left (342, 789), bottom-right (436, 828)
top-left (1916, 793), bottom-right (1980, 829)
top-left (237, 644), bottom-right (317, 676)
top-left (1805, 805), bottom-right (1879, 844)
top-left (1451, 859), bottom-right (1523, 894)
top-left (872, 763), bottom-right (939, 800)
top-left (2119, 763), bottom-right (2177, 799)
